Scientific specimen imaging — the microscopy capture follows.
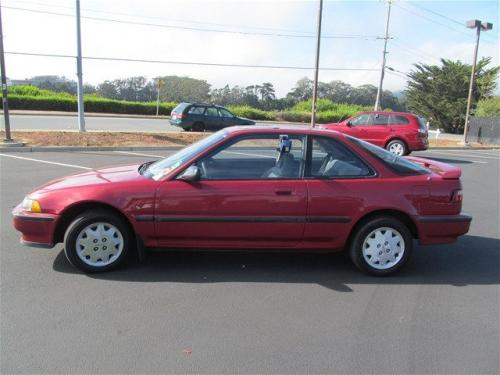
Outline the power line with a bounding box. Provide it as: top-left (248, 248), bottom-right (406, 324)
top-left (5, 51), bottom-right (381, 71)
top-left (390, 40), bottom-right (441, 63)
top-left (5, 0), bottom-right (319, 36)
top-left (3, 5), bottom-right (381, 40)
top-left (408, 2), bottom-right (498, 42)
top-left (385, 69), bottom-right (409, 81)
top-left (394, 2), bottom-right (496, 45)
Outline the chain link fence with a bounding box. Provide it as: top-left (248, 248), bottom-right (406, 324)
top-left (466, 117), bottom-right (500, 144)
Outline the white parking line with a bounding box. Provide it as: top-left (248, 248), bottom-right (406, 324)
top-left (0, 153), bottom-right (92, 170)
top-left (425, 150), bottom-right (499, 160)
top-left (113, 151), bottom-right (164, 158)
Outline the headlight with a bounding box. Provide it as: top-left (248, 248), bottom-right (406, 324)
top-left (21, 197), bottom-right (42, 213)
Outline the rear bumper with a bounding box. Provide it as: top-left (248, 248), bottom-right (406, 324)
top-left (409, 136), bottom-right (429, 151)
top-left (12, 205), bottom-right (58, 249)
top-left (169, 119), bottom-right (190, 129)
top-left (416, 213), bottom-right (472, 245)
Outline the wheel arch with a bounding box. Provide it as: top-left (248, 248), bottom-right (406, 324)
top-left (54, 201), bottom-right (136, 244)
top-left (346, 209), bottom-right (419, 250)
top-left (385, 137), bottom-right (409, 152)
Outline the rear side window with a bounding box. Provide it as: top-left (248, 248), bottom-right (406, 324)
top-left (172, 103), bottom-right (189, 113)
top-left (389, 115), bottom-right (410, 125)
top-left (206, 107), bottom-right (218, 117)
top-left (310, 136), bottom-right (374, 178)
top-left (346, 136), bottom-right (430, 175)
top-left (188, 106), bottom-right (206, 115)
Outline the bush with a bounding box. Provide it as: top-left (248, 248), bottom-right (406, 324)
top-left (2, 90), bottom-right (177, 115)
top-left (228, 105), bottom-right (277, 121)
top-left (475, 97), bottom-right (500, 117)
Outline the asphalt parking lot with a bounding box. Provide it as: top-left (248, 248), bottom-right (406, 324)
top-left (1, 148), bottom-right (499, 374)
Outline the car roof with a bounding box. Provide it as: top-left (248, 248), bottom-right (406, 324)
top-left (223, 125), bottom-right (344, 137)
top-left (356, 111), bottom-right (415, 117)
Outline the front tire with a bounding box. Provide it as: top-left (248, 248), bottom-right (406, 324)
top-left (386, 139), bottom-right (407, 156)
top-left (349, 216), bottom-right (412, 276)
top-left (63, 210), bottom-right (132, 273)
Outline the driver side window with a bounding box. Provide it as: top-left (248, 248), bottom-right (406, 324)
top-left (196, 135), bottom-right (305, 180)
top-left (350, 114), bottom-right (372, 126)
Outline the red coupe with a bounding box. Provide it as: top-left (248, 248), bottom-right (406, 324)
top-left (13, 126), bottom-right (471, 275)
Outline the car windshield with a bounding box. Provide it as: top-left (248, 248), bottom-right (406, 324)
top-left (143, 130), bottom-right (228, 180)
top-left (346, 135), bottom-right (430, 175)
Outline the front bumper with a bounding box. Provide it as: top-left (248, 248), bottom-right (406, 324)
top-left (12, 204), bottom-right (59, 248)
top-left (416, 213), bottom-right (472, 245)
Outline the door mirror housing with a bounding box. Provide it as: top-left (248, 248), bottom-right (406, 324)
top-left (177, 165), bottom-right (200, 182)
top-left (346, 120), bottom-right (353, 127)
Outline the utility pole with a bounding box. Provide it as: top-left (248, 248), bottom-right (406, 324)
top-left (374, 0), bottom-right (392, 111)
top-left (155, 78), bottom-right (163, 116)
top-left (76, 0), bottom-right (85, 132)
top-left (310, 0), bottom-right (323, 128)
top-left (0, 1), bottom-right (13, 143)
top-left (463, 20), bottom-right (493, 144)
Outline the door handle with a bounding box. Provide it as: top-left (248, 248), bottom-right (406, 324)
top-left (275, 190), bottom-right (293, 196)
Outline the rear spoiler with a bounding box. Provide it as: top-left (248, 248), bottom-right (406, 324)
top-left (405, 156), bottom-right (462, 179)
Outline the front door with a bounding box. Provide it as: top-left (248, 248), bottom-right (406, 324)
top-left (362, 113), bottom-right (391, 147)
top-left (155, 134), bottom-right (308, 248)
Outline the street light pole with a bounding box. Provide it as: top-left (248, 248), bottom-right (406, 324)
top-left (310, 0), bottom-right (323, 128)
top-left (0, 1), bottom-right (13, 143)
top-left (463, 20), bottom-right (492, 144)
top-left (155, 78), bottom-right (163, 117)
top-left (75, 0), bottom-right (85, 132)
top-left (374, 0), bottom-right (392, 111)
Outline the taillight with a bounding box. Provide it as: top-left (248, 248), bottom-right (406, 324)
top-left (451, 189), bottom-right (463, 202)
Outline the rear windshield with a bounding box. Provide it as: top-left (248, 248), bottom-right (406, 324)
top-left (417, 117), bottom-right (428, 131)
top-left (346, 136), bottom-right (430, 175)
top-left (172, 103), bottom-right (190, 114)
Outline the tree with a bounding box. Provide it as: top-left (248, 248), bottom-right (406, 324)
top-left (287, 77), bottom-right (313, 101)
top-left (475, 97), bottom-right (500, 117)
top-left (156, 76), bottom-right (211, 103)
top-left (405, 58), bottom-right (499, 133)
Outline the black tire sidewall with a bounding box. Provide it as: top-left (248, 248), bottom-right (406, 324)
top-left (349, 216), bottom-right (412, 276)
top-left (63, 210), bottom-right (131, 273)
top-left (387, 140), bottom-right (407, 156)
top-left (192, 122), bottom-right (205, 132)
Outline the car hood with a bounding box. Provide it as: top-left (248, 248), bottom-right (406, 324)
top-left (33, 163), bottom-right (144, 193)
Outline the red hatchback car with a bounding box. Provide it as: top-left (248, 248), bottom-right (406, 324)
top-left (13, 126), bottom-right (470, 276)
top-left (319, 111), bottom-right (429, 156)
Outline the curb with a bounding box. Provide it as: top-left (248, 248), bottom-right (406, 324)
top-left (1, 145), bottom-right (499, 153)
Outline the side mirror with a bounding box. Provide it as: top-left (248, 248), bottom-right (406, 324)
top-left (346, 121), bottom-right (352, 127)
top-left (177, 165), bottom-right (200, 182)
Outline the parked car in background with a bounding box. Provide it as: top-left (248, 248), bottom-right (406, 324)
top-left (319, 111), bottom-right (429, 156)
top-left (13, 126), bottom-right (471, 276)
top-left (170, 102), bottom-right (255, 131)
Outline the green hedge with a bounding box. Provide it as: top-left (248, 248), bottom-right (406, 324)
top-left (3, 86), bottom-right (368, 122)
top-left (227, 105), bottom-right (277, 121)
top-left (1, 94), bottom-right (177, 115)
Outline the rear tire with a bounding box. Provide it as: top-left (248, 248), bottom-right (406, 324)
top-left (63, 210), bottom-right (133, 273)
top-left (386, 139), bottom-right (408, 156)
top-left (349, 216), bottom-right (412, 276)
top-left (192, 122), bottom-right (205, 132)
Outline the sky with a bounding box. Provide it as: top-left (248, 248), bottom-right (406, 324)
top-left (2, 0), bottom-right (499, 97)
